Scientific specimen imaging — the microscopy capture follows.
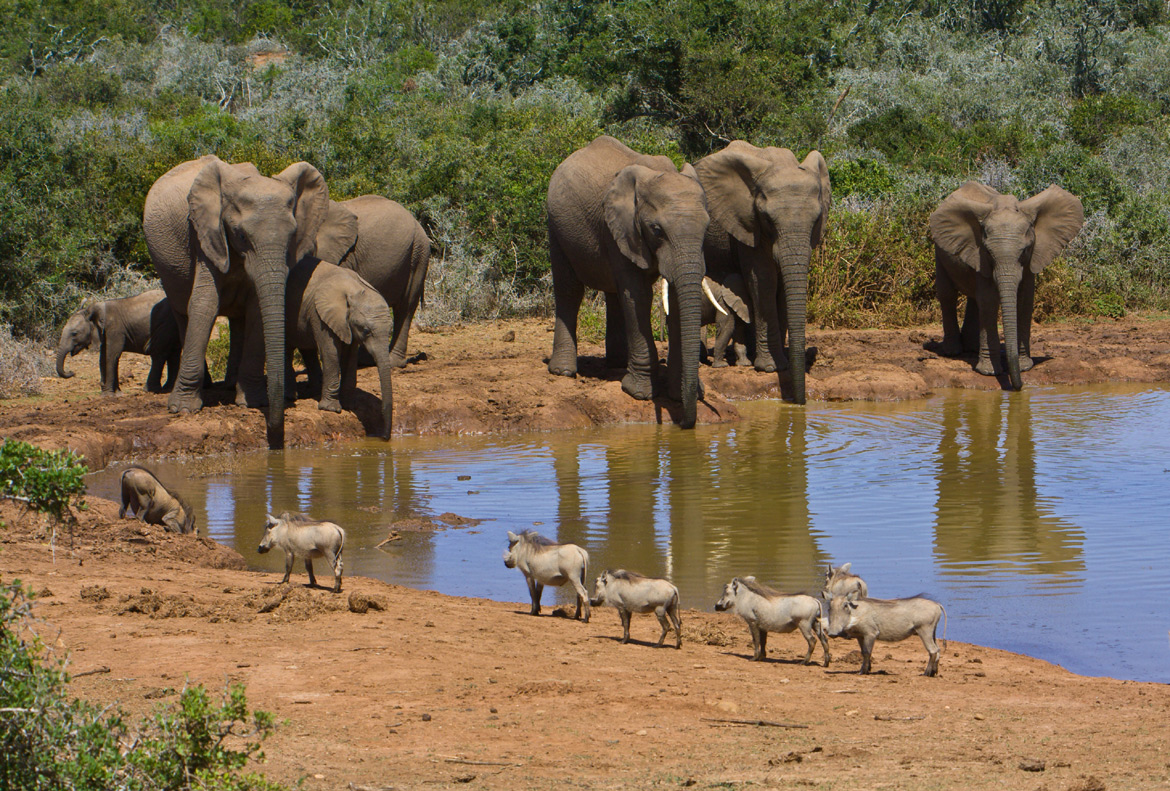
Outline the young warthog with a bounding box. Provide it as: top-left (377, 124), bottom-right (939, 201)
top-left (591, 569), bottom-right (682, 648)
top-left (823, 562), bottom-right (868, 599)
top-left (503, 530), bottom-right (590, 622)
top-left (258, 512), bottom-right (346, 593)
top-left (119, 466), bottom-right (197, 534)
top-left (827, 592), bottom-right (947, 677)
top-left (715, 577), bottom-right (830, 666)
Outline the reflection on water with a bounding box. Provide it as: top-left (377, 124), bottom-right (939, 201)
top-left (87, 385), bottom-right (1170, 682)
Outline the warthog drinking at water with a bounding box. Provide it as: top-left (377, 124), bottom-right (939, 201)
top-left (503, 530), bottom-right (590, 622)
top-left (258, 512), bottom-right (346, 593)
top-left (590, 569), bottom-right (682, 648)
top-left (823, 562), bottom-right (868, 599)
top-left (715, 577), bottom-right (831, 666)
top-left (826, 592), bottom-right (947, 677)
top-left (119, 465), bottom-right (197, 534)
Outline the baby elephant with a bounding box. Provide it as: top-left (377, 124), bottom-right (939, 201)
top-left (826, 592), bottom-right (947, 677)
top-left (503, 530), bottom-right (590, 622)
top-left (119, 465), bottom-right (197, 534)
top-left (591, 569), bottom-right (682, 649)
top-left (258, 512), bottom-right (346, 593)
top-left (823, 562), bottom-right (868, 600)
top-left (715, 577), bottom-right (830, 666)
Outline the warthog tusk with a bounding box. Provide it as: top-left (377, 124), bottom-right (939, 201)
top-left (661, 279), bottom-right (669, 316)
top-left (703, 278), bottom-right (729, 316)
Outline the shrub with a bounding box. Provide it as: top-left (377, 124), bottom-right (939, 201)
top-left (0, 439), bottom-right (87, 526)
top-left (1067, 93), bottom-right (1155, 149)
top-left (0, 327), bottom-right (51, 399)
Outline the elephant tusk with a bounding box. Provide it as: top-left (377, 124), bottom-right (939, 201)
top-left (702, 278), bottom-right (729, 316)
top-left (661, 279), bottom-right (669, 316)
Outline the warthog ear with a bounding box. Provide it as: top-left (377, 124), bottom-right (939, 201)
top-left (731, 578), bottom-right (740, 592)
top-left (265, 513), bottom-right (278, 527)
top-left (839, 562), bottom-right (851, 574)
top-left (506, 530), bottom-right (518, 541)
top-left (845, 589), bottom-right (860, 602)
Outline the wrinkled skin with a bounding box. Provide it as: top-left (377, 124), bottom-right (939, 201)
top-left (590, 569), bottom-right (682, 648)
top-left (287, 259), bottom-right (395, 438)
top-left (715, 577), bottom-right (830, 665)
top-left (931, 182), bottom-right (1084, 390)
top-left (547, 136), bottom-right (709, 429)
top-left (314, 195), bottom-right (431, 368)
top-left (698, 273), bottom-right (752, 368)
top-left (119, 465), bottom-right (196, 534)
top-left (56, 289), bottom-right (180, 394)
top-left (258, 512), bottom-right (346, 593)
top-left (696, 142), bottom-right (831, 404)
top-left (826, 592), bottom-right (946, 677)
top-left (143, 155), bottom-right (332, 449)
top-left (822, 562), bottom-right (868, 600)
top-left (502, 530), bottom-right (590, 622)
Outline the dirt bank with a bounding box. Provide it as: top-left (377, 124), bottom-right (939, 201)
top-left (2, 499), bottom-right (1168, 791)
top-left (4, 316), bottom-right (1170, 470)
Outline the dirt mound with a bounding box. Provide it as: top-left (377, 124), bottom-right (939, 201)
top-left (246, 583), bottom-right (348, 622)
top-left (116, 588), bottom-right (209, 618)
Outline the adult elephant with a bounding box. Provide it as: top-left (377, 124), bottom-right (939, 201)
top-left (930, 182), bottom-right (1084, 390)
top-left (695, 142), bottom-right (831, 405)
top-left (313, 195), bottom-right (431, 368)
top-left (546, 136), bottom-right (710, 429)
top-left (143, 155), bottom-right (331, 449)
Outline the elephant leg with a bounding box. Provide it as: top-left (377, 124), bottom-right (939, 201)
top-left (170, 295), bottom-right (213, 414)
top-left (548, 235), bottom-right (584, 377)
top-left (975, 279), bottom-right (1003, 377)
top-left (389, 236), bottom-right (430, 368)
top-left (236, 294), bottom-right (268, 407)
top-left (936, 259), bottom-right (964, 356)
top-left (339, 343), bottom-right (359, 408)
top-left (224, 316), bottom-right (244, 388)
top-left (301, 348), bottom-right (323, 399)
top-left (145, 351), bottom-right (166, 393)
top-left (97, 340), bottom-right (111, 394)
top-left (1017, 270), bottom-right (1035, 371)
top-left (746, 263), bottom-right (784, 373)
top-left (604, 291), bottom-right (628, 368)
top-left (960, 297), bottom-right (980, 353)
top-left (162, 347), bottom-right (179, 392)
top-left (617, 270), bottom-right (657, 400)
top-left (316, 334), bottom-right (344, 413)
top-left (711, 312), bottom-right (735, 368)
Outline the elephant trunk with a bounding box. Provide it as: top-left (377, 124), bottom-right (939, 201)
top-left (253, 264), bottom-right (288, 449)
top-left (55, 345), bottom-right (75, 379)
top-left (779, 239), bottom-right (811, 405)
top-left (367, 340), bottom-right (395, 439)
top-left (673, 270), bottom-right (703, 429)
top-left (996, 269), bottom-right (1023, 391)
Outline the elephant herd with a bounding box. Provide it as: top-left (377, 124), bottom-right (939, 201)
top-left (57, 139), bottom-right (1085, 446)
top-left (546, 135), bottom-right (1085, 423)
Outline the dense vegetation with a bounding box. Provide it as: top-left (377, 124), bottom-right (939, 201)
top-left (2, 0), bottom-right (1169, 337)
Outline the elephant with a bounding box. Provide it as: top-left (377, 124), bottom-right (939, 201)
top-left (930, 182), bottom-right (1084, 390)
top-left (143, 155), bottom-right (332, 449)
top-left (700, 273), bottom-right (752, 367)
top-left (313, 195), bottom-right (431, 368)
top-left (695, 141), bottom-right (831, 404)
top-left (286, 258), bottom-right (395, 438)
top-left (547, 135), bottom-right (710, 428)
top-left (56, 289), bottom-right (180, 394)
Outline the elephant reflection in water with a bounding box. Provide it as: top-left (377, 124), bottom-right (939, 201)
top-left (933, 394), bottom-right (1084, 577)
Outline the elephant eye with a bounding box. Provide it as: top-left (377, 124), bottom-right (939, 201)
top-left (647, 222), bottom-right (665, 238)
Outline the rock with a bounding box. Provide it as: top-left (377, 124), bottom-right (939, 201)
top-left (1067, 776), bottom-right (1105, 791)
top-left (421, 713), bottom-right (432, 722)
top-left (1019, 758), bottom-right (1046, 772)
top-left (501, 330), bottom-right (516, 342)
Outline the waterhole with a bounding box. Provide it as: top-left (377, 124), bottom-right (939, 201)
top-left (88, 384), bottom-right (1170, 682)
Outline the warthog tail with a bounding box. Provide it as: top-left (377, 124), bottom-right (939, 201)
top-left (938, 603), bottom-right (948, 651)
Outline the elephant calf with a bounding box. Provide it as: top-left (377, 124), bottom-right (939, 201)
top-left (56, 289), bottom-right (180, 395)
top-left (286, 258), bottom-right (395, 438)
top-left (119, 465), bottom-right (197, 534)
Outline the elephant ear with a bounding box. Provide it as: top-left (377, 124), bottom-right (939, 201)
top-left (315, 200), bottom-right (360, 265)
top-left (722, 273), bottom-right (751, 324)
top-left (1018, 185), bottom-right (1085, 273)
top-left (86, 302), bottom-right (107, 333)
top-left (694, 144), bottom-right (770, 248)
top-left (273, 162), bottom-right (331, 263)
top-left (187, 157), bottom-right (231, 273)
top-left (801, 150), bottom-right (832, 248)
top-left (314, 281), bottom-right (353, 345)
top-left (930, 181), bottom-right (996, 271)
top-left (604, 165), bottom-right (654, 270)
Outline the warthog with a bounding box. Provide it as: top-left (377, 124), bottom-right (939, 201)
top-left (258, 512), bottom-right (346, 593)
top-left (823, 562), bottom-right (868, 599)
top-left (715, 576), bottom-right (830, 666)
top-left (590, 569), bottom-right (682, 649)
top-left (826, 592), bottom-right (947, 677)
top-left (118, 465), bottom-right (197, 534)
top-left (503, 530), bottom-right (590, 622)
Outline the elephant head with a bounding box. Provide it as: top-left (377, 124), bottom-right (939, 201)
top-left (315, 271), bottom-right (395, 438)
top-left (604, 164), bottom-right (710, 428)
top-left (695, 142), bottom-right (831, 404)
top-left (184, 156), bottom-right (331, 447)
top-left (56, 303), bottom-right (104, 378)
top-left (930, 182), bottom-right (1084, 390)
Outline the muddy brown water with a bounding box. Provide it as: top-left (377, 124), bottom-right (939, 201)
top-left (88, 384), bottom-right (1170, 682)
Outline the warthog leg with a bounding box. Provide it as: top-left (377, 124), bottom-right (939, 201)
top-left (619, 609), bottom-right (632, 643)
top-left (858, 634), bottom-right (876, 674)
top-left (331, 550), bottom-right (343, 594)
top-left (280, 551), bottom-right (293, 584)
top-left (305, 557), bottom-right (317, 588)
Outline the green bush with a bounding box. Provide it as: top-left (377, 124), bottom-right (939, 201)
top-left (0, 439), bottom-right (86, 526)
top-left (1067, 93), bottom-right (1155, 149)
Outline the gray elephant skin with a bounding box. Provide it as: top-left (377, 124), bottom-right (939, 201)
top-left (286, 258), bottom-right (395, 438)
top-left (699, 273), bottom-right (752, 367)
top-left (547, 136), bottom-right (710, 429)
top-left (314, 195), bottom-right (431, 368)
top-left (56, 289), bottom-right (180, 394)
top-left (930, 182), bottom-right (1084, 390)
top-left (143, 155), bottom-right (332, 449)
top-left (695, 141), bottom-right (832, 404)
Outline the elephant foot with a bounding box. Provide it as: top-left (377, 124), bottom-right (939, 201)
top-left (235, 387), bottom-right (269, 408)
top-left (711, 358), bottom-right (728, 368)
top-left (753, 354), bottom-right (778, 373)
top-left (318, 398), bottom-right (343, 414)
top-left (389, 354), bottom-right (408, 369)
top-left (621, 372), bottom-right (653, 401)
top-left (939, 338), bottom-right (964, 357)
top-left (975, 358), bottom-right (998, 376)
top-left (1019, 355), bottom-right (1034, 372)
top-left (548, 356), bottom-right (578, 378)
top-left (99, 389), bottom-right (119, 398)
top-left (168, 391), bottom-right (203, 414)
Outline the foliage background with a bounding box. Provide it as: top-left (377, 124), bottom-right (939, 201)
top-left (2, 0), bottom-right (1169, 336)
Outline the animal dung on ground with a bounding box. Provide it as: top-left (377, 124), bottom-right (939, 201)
top-left (348, 591), bottom-right (387, 614)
